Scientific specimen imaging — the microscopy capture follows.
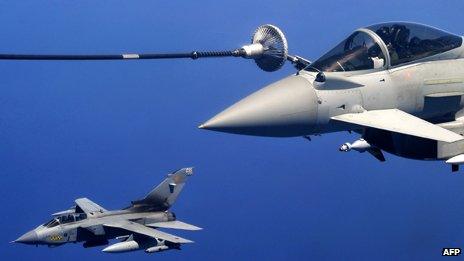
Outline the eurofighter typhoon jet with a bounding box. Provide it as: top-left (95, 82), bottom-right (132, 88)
top-left (3, 22), bottom-right (464, 170)
top-left (13, 168), bottom-right (201, 253)
top-left (196, 22), bottom-right (464, 171)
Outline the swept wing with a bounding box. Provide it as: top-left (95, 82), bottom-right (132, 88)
top-left (103, 220), bottom-right (193, 244)
top-left (332, 109), bottom-right (463, 143)
top-left (146, 220), bottom-right (202, 231)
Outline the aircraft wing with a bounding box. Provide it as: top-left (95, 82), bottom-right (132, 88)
top-left (146, 220), bottom-right (202, 231)
top-left (103, 220), bottom-right (193, 244)
top-left (331, 109), bottom-right (464, 143)
top-left (75, 198), bottom-right (107, 214)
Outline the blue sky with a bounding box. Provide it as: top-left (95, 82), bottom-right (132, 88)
top-left (1, 1), bottom-right (464, 260)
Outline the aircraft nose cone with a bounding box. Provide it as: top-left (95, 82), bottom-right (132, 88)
top-left (200, 75), bottom-right (318, 137)
top-left (14, 231), bottom-right (38, 245)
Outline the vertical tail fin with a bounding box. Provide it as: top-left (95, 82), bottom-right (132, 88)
top-left (131, 167), bottom-right (193, 211)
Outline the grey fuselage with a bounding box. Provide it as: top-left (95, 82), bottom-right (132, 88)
top-left (25, 209), bottom-right (175, 247)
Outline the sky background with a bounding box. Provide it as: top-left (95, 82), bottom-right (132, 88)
top-left (1, 1), bottom-right (464, 260)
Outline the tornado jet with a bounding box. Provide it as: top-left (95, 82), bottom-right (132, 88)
top-left (12, 168), bottom-right (201, 253)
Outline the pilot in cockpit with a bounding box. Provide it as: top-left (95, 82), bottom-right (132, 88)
top-left (374, 25), bottom-right (408, 63)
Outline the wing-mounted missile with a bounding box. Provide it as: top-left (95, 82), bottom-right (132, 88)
top-left (340, 138), bottom-right (371, 153)
top-left (445, 154), bottom-right (464, 172)
top-left (145, 245), bottom-right (170, 253)
top-left (340, 138), bottom-right (386, 162)
top-left (0, 24), bottom-right (309, 73)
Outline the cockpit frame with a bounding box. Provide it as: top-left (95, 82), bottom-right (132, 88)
top-left (357, 28), bottom-right (391, 70)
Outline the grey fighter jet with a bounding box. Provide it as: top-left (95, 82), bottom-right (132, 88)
top-left (3, 22), bottom-right (464, 170)
top-left (13, 168), bottom-right (201, 253)
top-left (199, 22), bottom-right (464, 171)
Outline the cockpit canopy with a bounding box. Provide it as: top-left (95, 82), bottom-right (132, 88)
top-left (310, 31), bottom-right (386, 72)
top-left (368, 22), bottom-right (462, 66)
top-left (307, 22), bottom-right (462, 72)
top-left (44, 213), bottom-right (87, 228)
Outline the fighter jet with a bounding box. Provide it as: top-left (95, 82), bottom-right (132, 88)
top-left (3, 22), bottom-right (464, 170)
top-left (13, 168), bottom-right (201, 253)
top-left (199, 22), bottom-right (464, 171)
